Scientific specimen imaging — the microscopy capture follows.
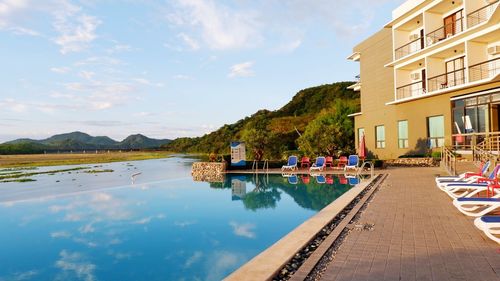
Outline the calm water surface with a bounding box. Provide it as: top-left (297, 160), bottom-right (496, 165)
top-left (0, 157), bottom-right (355, 280)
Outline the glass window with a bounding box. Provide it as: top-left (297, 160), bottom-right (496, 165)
top-left (358, 128), bottom-right (365, 146)
top-left (375, 125), bottom-right (385, 148)
top-left (398, 120), bottom-right (409, 148)
top-left (428, 116), bottom-right (445, 148)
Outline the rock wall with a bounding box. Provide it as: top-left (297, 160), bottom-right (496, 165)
top-left (192, 162), bottom-right (226, 182)
top-left (385, 158), bottom-right (438, 167)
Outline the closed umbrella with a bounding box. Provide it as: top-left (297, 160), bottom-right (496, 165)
top-left (359, 133), bottom-right (366, 160)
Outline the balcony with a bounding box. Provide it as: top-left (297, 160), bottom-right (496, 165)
top-left (467, 0), bottom-right (499, 28)
top-left (426, 17), bottom-right (464, 46)
top-left (396, 81), bottom-right (425, 100)
top-left (428, 68), bottom-right (466, 92)
top-left (469, 57), bottom-right (500, 82)
top-left (395, 36), bottom-right (423, 60)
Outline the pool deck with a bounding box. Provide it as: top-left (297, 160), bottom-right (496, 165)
top-left (316, 166), bottom-right (500, 281)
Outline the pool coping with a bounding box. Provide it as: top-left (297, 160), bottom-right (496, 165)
top-left (224, 174), bottom-right (382, 281)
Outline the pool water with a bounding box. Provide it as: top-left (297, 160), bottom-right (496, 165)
top-left (0, 157), bottom-right (356, 280)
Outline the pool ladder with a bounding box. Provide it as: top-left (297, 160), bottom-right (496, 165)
top-left (357, 161), bottom-right (374, 178)
top-left (252, 159), bottom-right (269, 174)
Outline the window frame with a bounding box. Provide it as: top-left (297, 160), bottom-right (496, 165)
top-left (398, 120), bottom-right (409, 149)
top-left (375, 125), bottom-right (386, 149)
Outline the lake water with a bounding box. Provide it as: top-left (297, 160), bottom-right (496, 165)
top-left (0, 157), bottom-right (356, 280)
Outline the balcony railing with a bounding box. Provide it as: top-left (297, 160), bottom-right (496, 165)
top-left (427, 68), bottom-right (465, 92)
top-left (395, 36), bottom-right (423, 60)
top-left (426, 17), bottom-right (464, 46)
top-left (467, 0), bottom-right (499, 28)
top-left (469, 57), bottom-right (500, 82)
top-left (396, 81), bottom-right (425, 100)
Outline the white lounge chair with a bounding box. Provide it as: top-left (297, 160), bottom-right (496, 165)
top-left (281, 156), bottom-right (298, 171)
top-left (438, 163), bottom-right (500, 191)
top-left (453, 196), bottom-right (500, 217)
top-left (474, 216), bottom-right (500, 244)
top-left (344, 155), bottom-right (359, 171)
top-left (309, 157), bottom-right (326, 172)
top-left (435, 160), bottom-right (490, 185)
top-left (443, 165), bottom-right (500, 198)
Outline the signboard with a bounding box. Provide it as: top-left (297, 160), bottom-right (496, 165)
top-left (230, 141), bottom-right (246, 167)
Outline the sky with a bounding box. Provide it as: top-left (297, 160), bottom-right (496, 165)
top-left (0, 0), bottom-right (403, 142)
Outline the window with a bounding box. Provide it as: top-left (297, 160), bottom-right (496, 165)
top-left (358, 128), bottom-right (365, 146)
top-left (428, 116), bottom-right (445, 148)
top-left (375, 125), bottom-right (385, 148)
top-left (398, 120), bottom-right (409, 148)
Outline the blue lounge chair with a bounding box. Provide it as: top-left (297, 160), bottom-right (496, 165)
top-left (281, 156), bottom-right (298, 171)
top-left (435, 160), bottom-right (490, 185)
top-left (315, 174), bottom-right (326, 184)
top-left (443, 164), bottom-right (500, 199)
top-left (309, 157), bottom-right (326, 172)
top-left (344, 155), bottom-right (359, 171)
top-left (453, 196), bottom-right (500, 217)
top-left (346, 175), bottom-right (360, 185)
top-left (287, 174), bottom-right (298, 184)
top-left (474, 216), bottom-right (500, 244)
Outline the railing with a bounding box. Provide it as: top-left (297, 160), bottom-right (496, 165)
top-left (395, 36), bottom-right (423, 60)
top-left (467, 0), bottom-right (499, 28)
top-left (441, 146), bottom-right (457, 176)
top-left (427, 68), bottom-right (465, 92)
top-left (396, 80), bottom-right (425, 99)
top-left (469, 57), bottom-right (500, 82)
top-left (426, 17), bottom-right (464, 46)
top-left (452, 131), bottom-right (500, 151)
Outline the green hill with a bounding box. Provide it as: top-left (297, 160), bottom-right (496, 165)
top-left (164, 82), bottom-right (359, 159)
top-left (1, 132), bottom-right (172, 154)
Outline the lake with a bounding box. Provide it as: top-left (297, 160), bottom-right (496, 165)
top-left (0, 157), bottom-right (356, 280)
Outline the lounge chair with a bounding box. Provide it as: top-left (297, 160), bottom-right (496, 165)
top-left (315, 174), bottom-right (326, 184)
top-left (453, 196), bottom-right (500, 217)
top-left (437, 162), bottom-right (495, 190)
top-left (337, 156), bottom-right (348, 169)
top-left (443, 164), bottom-right (500, 199)
top-left (310, 157), bottom-right (326, 172)
top-left (287, 174), bottom-right (298, 184)
top-left (474, 216), bottom-right (500, 244)
top-left (326, 175), bottom-right (334, 184)
top-left (281, 156), bottom-right (298, 171)
top-left (435, 161), bottom-right (490, 185)
top-left (300, 156), bottom-right (311, 168)
top-left (325, 156), bottom-right (334, 169)
top-left (344, 155), bottom-right (359, 171)
top-left (301, 175), bottom-right (310, 184)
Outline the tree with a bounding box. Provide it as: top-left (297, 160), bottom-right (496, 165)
top-left (297, 100), bottom-right (357, 156)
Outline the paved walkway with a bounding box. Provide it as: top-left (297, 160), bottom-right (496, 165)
top-left (319, 167), bottom-right (500, 281)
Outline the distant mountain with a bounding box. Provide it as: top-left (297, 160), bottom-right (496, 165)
top-left (119, 134), bottom-right (172, 149)
top-left (1, 131), bottom-right (172, 153)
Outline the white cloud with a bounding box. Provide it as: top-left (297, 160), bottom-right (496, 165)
top-left (184, 251), bottom-right (203, 268)
top-left (228, 61), bottom-right (254, 78)
top-left (0, 98), bottom-right (28, 112)
top-left (1, 270), bottom-right (39, 281)
top-left (106, 44), bottom-right (132, 54)
top-left (78, 222), bottom-right (95, 234)
top-left (167, 0), bottom-right (262, 50)
top-left (8, 26), bottom-right (40, 36)
top-left (133, 216), bottom-right (153, 225)
top-left (52, 2), bottom-right (101, 54)
top-left (51, 231), bottom-right (72, 238)
top-left (174, 220), bottom-right (197, 227)
top-left (79, 71), bottom-right (95, 80)
top-left (274, 39), bottom-right (302, 53)
top-left (50, 67), bottom-right (71, 74)
top-left (133, 78), bottom-right (164, 87)
top-left (177, 32), bottom-right (199, 50)
top-left (172, 74), bottom-right (193, 80)
top-left (229, 221), bottom-right (256, 239)
top-left (55, 250), bottom-right (96, 281)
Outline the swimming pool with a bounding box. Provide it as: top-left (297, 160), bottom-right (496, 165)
top-left (0, 157), bottom-right (357, 280)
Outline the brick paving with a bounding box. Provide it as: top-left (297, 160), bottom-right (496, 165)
top-left (319, 167), bottom-right (500, 281)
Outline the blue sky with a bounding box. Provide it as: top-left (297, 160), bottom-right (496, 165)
top-left (0, 0), bottom-right (402, 142)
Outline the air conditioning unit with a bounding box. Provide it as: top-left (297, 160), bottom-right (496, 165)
top-left (488, 45), bottom-right (500, 55)
top-left (411, 72), bottom-right (420, 80)
top-left (409, 34), bottom-right (419, 41)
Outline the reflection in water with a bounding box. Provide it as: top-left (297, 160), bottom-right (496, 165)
top-left (0, 158), bottom-right (357, 281)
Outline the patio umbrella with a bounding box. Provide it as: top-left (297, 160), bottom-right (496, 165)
top-left (359, 133), bottom-right (366, 160)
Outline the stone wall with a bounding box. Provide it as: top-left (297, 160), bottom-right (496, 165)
top-left (191, 162), bottom-right (226, 182)
top-left (385, 158), bottom-right (438, 167)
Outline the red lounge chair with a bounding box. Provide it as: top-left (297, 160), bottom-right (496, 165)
top-left (337, 156), bottom-right (348, 169)
top-left (301, 156), bottom-right (310, 168)
top-left (325, 156), bottom-right (334, 169)
top-left (301, 175), bottom-right (310, 184)
top-left (326, 175), bottom-right (334, 184)
top-left (339, 175), bottom-right (348, 185)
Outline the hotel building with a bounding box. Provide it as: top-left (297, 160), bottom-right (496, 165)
top-left (349, 0), bottom-right (500, 159)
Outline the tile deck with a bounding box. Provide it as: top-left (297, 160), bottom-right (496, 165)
top-left (318, 166), bottom-right (500, 281)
